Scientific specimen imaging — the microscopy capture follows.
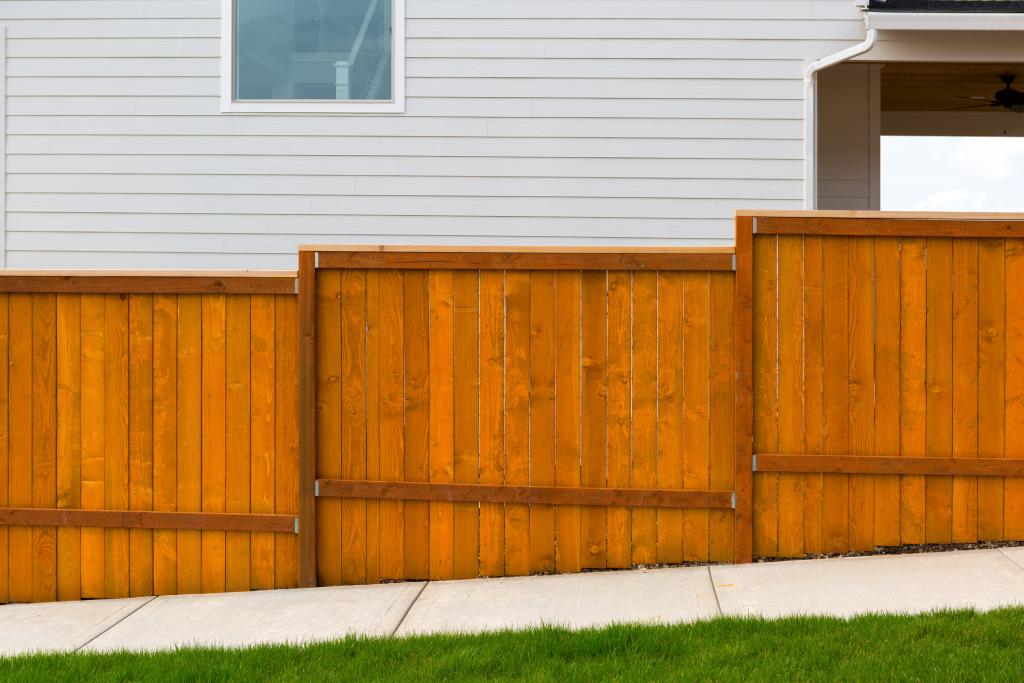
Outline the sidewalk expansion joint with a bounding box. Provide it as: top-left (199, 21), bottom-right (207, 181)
top-left (74, 595), bottom-right (158, 653)
top-left (706, 566), bottom-right (723, 617)
top-left (998, 547), bottom-right (1024, 573)
top-left (391, 582), bottom-right (429, 636)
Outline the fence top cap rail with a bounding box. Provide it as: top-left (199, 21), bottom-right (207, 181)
top-left (0, 269), bottom-right (297, 278)
top-left (300, 244), bottom-right (734, 255)
top-left (737, 209), bottom-right (1024, 221)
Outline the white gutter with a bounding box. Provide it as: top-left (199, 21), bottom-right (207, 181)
top-left (803, 27), bottom-right (877, 209)
top-left (867, 12), bottom-right (1024, 31)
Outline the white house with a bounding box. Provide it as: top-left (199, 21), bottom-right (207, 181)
top-left (0, 0), bottom-right (1023, 268)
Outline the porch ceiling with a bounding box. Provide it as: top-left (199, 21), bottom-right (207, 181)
top-left (881, 61), bottom-right (1024, 111)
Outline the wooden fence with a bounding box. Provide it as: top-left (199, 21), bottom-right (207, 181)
top-left (6, 212), bottom-right (1024, 603)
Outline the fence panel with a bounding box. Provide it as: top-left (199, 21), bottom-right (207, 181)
top-left (0, 274), bottom-right (300, 602)
top-left (304, 247), bottom-right (739, 585)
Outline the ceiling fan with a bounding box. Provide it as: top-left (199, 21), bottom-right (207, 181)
top-left (957, 74), bottom-right (1024, 113)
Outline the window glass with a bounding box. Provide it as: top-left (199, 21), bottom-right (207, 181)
top-left (235, 0), bottom-right (392, 101)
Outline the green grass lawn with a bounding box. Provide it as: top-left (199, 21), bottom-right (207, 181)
top-left (3, 608), bottom-right (1024, 682)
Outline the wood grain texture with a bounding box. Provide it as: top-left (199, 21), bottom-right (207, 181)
top-left (315, 249), bottom-right (734, 272)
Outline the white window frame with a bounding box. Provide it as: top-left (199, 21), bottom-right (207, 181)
top-left (220, 0), bottom-right (405, 114)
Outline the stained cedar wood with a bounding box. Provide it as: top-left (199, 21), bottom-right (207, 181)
top-left (176, 295), bottom-right (203, 595)
top-left (732, 216), bottom-right (755, 564)
top-left (926, 239), bottom-right (954, 544)
top-left (504, 272), bottom-right (531, 576)
top-left (152, 294), bottom-right (177, 595)
top-left (128, 294), bottom-right (155, 597)
top-left (656, 272), bottom-right (684, 565)
top-left (1005, 240), bottom-right (1024, 540)
top-left (529, 271), bottom-right (556, 574)
top-left (874, 240), bottom-right (902, 548)
top-left (708, 273), bottom-right (736, 562)
top-left (452, 271), bottom-right (479, 580)
top-left (315, 270), bottom-right (343, 586)
top-left (426, 271), bottom-right (454, 581)
top-left (0, 296), bottom-right (9, 604)
top-left (32, 294), bottom-right (57, 602)
top-left (802, 237), bottom-right (825, 555)
top-left (580, 272), bottom-right (608, 569)
top-left (0, 273), bottom-right (296, 295)
top-left (478, 271), bottom-right (505, 577)
top-left (682, 272), bottom-right (710, 562)
top-left (8, 296), bottom-right (32, 603)
top-left (275, 295), bottom-right (301, 589)
top-left (79, 294), bottom-right (104, 599)
top-left (402, 271), bottom-right (430, 580)
top-left (364, 272), bottom-right (381, 585)
top-left (104, 294), bottom-right (130, 599)
top-left (847, 237), bottom-right (875, 552)
top-left (296, 251), bottom-right (317, 588)
top-left (977, 241), bottom-right (1006, 541)
top-left (776, 236), bottom-right (804, 557)
top-left (225, 296), bottom-right (251, 593)
top-left (952, 241), bottom-right (979, 543)
top-left (0, 508), bottom-right (296, 532)
top-left (312, 249), bottom-right (734, 272)
top-left (377, 272), bottom-right (405, 580)
top-left (606, 271), bottom-right (631, 568)
top-left (554, 271), bottom-right (582, 574)
top-left (822, 237), bottom-right (850, 554)
top-left (752, 235), bottom-right (778, 557)
top-left (200, 295), bottom-right (227, 594)
top-left (900, 240), bottom-right (927, 545)
top-left (750, 215), bottom-right (1024, 239)
top-left (754, 455), bottom-right (1024, 477)
top-left (341, 270), bottom-right (369, 585)
top-left (630, 272), bottom-right (658, 566)
top-left (250, 295), bottom-right (276, 590)
top-left (56, 295), bottom-right (82, 600)
top-left (315, 481), bottom-right (735, 509)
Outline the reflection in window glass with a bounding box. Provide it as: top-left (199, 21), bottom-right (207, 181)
top-left (235, 0), bottom-right (392, 101)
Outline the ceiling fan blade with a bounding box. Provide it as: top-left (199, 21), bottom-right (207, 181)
top-left (955, 95), bottom-right (991, 101)
top-left (956, 103), bottom-right (999, 110)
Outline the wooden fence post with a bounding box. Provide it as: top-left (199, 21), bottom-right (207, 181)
top-left (734, 215), bottom-right (755, 563)
top-left (298, 250), bottom-right (318, 587)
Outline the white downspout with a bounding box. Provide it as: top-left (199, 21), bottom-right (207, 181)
top-left (803, 27), bottom-right (878, 209)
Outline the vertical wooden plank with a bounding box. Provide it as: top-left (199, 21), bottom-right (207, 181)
top-left (554, 271), bottom-right (581, 574)
top-left (426, 270), bottom-right (453, 581)
top-left (316, 270), bottom-right (343, 586)
top-left (364, 272), bottom-right (381, 585)
top-left (403, 271), bottom-right (430, 580)
top-left (201, 295), bottom-right (227, 593)
top-left (529, 271), bottom-right (556, 574)
top-left (952, 240), bottom-right (979, 543)
top-left (734, 218), bottom-right (755, 563)
top-left (56, 295), bottom-right (82, 601)
top-left (8, 295), bottom-right (32, 603)
top-left (225, 296), bottom-right (251, 593)
top-left (776, 236), bottom-right (804, 557)
top-left (505, 271), bottom-right (530, 576)
top-left (656, 272), bottom-right (684, 565)
top-left (848, 237), bottom-right (875, 552)
top-left (752, 236), bottom-right (778, 557)
top-left (874, 239), bottom-right (902, 547)
top-left (977, 240), bottom-right (1005, 541)
top-left (683, 272), bottom-right (711, 562)
top-left (79, 294), bottom-right (104, 599)
top-left (822, 237), bottom-right (850, 554)
top-left (478, 270), bottom-right (505, 577)
top-left (275, 295), bottom-right (300, 589)
top-left (104, 294), bottom-right (130, 598)
top-left (297, 254), bottom-right (316, 588)
top-left (176, 295), bottom-right (202, 595)
top-left (453, 271), bottom-right (480, 579)
top-left (802, 238), bottom-right (825, 555)
top-left (900, 239), bottom-right (927, 545)
top-left (32, 294), bottom-right (57, 603)
top-left (128, 294), bottom-right (154, 597)
top-left (250, 295), bottom-right (276, 590)
top-left (630, 272), bottom-right (658, 566)
top-left (606, 271), bottom-right (631, 568)
top-left (925, 238), bottom-right (954, 544)
top-left (152, 294), bottom-right (177, 595)
top-left (0, 296), bottom-right (8, 604)
top-left (341, 270), bottom-right (369, 584)
top-left (709, 272), bottom-right (736, 562)
top-left (377, 272), bottom-right (405, 581)
top-left (580, 271), bottom-right (607, 569)
top-left (1004, 239), bottom-right (1024, 540)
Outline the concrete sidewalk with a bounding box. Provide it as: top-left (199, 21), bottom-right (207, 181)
top-left (3, 547), bottom-right (1024, 655)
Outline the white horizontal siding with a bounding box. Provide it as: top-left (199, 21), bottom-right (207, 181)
top-left (0, 0), bottom-right (866, 268)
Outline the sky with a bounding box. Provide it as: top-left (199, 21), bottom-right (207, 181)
top-left (882, 136), bottom-right (1024, 211)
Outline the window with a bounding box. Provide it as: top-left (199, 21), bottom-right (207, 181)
top-left (221, 0), bottom-right (405, 113)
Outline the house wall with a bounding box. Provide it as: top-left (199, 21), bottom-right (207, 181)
top-left (817, 62), bottom-right (880, 210)
top-left (0, 0), bottom-right (867, 268)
